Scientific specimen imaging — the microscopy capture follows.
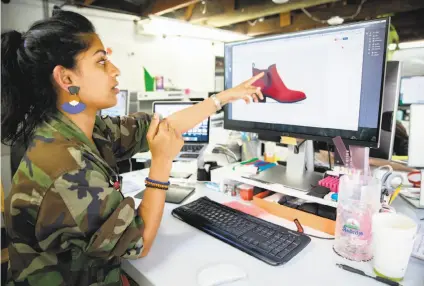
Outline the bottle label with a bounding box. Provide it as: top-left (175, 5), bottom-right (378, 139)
top-left (342, 218), bottom-right (364, 236)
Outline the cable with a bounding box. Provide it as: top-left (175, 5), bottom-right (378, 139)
top-left (215, 145), bottom-right (238, 162)
top-left (327, 143), bottom-right (332, 170)
top-left (300, 7), bottom-right (326, 24)
top-left (306, 233), bottom-right (335, 240)
top-left (294, 140), bottom-right (307, 154)
top-left (301, 0), bottom-right (367, 24)
top-left (294, 219), bottom-right (335, 240)
top-left (344, 0), bottom-right (367, 20)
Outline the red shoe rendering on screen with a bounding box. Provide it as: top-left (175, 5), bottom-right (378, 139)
top-left (252, 63), bottom-right (306, 103)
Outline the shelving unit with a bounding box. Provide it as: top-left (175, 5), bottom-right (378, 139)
top-left (137, 91), bottom-right (184, 101)
top-left (129, 91), bottom-right (209, 113)
top-left (211, 164), bottom-right (338, 208)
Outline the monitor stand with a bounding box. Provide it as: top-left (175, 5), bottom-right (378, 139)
top-left (252, 140), bottom-right (323, 192)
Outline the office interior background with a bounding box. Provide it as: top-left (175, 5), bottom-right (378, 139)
top-left (1, 0), bottom-right (424, 206)
top-left (1, 1), bottom-right (424, 284)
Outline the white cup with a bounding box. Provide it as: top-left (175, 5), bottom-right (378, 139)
top-left (372, 213), bottom-right (417, 281)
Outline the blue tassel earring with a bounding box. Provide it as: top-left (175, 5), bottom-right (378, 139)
top-left (61, 86), bottom-right (86, 114)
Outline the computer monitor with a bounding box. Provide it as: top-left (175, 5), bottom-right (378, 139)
top-left (369, 61), bottom-right (402, 160)
top-left (152, 102), bottom-right (210, 143)
top-left (399, 76), bottom-right (424, 105)
top-left (100, 90), bottom-right (128, 116)
top-left (224, 19), bottom-right (389, 148)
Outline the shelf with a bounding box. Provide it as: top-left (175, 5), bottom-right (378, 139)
top-left (230, 174), bottom-right (337, 208)
top-left (211, 164), bottom-right (338, 208)
top-left (137, 91), bottom-right (184, 101)
top-left (136, 91), bottom-right (209, 101)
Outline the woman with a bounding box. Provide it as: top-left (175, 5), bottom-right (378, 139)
top-left (1, 10), bottom-right (263, 286)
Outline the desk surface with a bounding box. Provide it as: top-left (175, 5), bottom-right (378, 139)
top-left (121, 170), bottom-right (424, 286)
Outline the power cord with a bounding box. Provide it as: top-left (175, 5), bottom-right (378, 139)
top-left (294, 218), bottom-right (335, 240)
top-left (327, 143), bottom-right (332, 170)
top-left (214, 145), bottom-right (239, 162)
top-left (294, 140), bottom-right (307, 154)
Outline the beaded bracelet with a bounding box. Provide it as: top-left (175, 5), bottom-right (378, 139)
top-left (145, 177), bottom-right (170, 186)
top-left (145, 182), bottom-right (169, 191)
top-left (145, 177), bottom-right (169, 191)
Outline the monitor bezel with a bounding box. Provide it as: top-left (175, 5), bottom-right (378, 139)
top-left (223, 18), bottom-right (390, 148)
top-left (152, 101), bottom-right (210, 144)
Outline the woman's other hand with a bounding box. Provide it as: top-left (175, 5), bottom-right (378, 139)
top-left (216, 72), bottom-right (265, 105)
top-left (147, 114), bottom-right (184, 181)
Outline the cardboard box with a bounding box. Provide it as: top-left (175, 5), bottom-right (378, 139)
top-left (252, 194), bottom-right (336, 235)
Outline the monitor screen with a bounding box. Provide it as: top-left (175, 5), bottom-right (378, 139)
top-left (100, 90), bottom-right (128, 117)
top-left (224, 19), bottom-right (389, 147)
top-left (400, 76), bottom-right (424, 105)
top-left (153, 102), bottom-right (210, 143)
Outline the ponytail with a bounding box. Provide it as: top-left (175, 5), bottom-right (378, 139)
top-left (1, 31), bottom-right (33, 145)
top-left (1, 11), bottom-right (95, 146)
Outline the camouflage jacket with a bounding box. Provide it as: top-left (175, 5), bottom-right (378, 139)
top-left (5, 111), bottom-right (151, 286)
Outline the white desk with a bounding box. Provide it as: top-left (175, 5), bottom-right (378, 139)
top-left (121, 170), bottom-right (424, 286)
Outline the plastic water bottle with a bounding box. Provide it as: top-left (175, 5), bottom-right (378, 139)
top-left (333, 174), bottom-right (381, 261)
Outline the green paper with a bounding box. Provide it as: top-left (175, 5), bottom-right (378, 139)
top-left (144, 67), bottom-right (155, 91)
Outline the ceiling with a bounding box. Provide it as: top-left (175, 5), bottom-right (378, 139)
top-left (68, 0), bottom-right (424, 42)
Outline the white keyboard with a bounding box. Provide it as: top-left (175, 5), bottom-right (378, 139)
top-left (412, 222), bottom-right (424, 261)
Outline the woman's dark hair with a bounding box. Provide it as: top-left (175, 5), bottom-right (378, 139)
top-left (1, 10), bottom-right (95, 145)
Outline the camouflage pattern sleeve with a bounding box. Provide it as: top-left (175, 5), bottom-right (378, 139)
top-left (94, 112), bottom-right (152, 161)
top-left (36, 165), bottom-right (144, 260)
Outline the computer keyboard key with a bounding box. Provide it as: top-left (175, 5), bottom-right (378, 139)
top-left (277, 249), bottom-right (291, 259)
top-left (172, 196), bottom-right (311, 266)
top-left (271, 248), bottom-right (281, 256)
top-left (180, 153), bottom-right (199, 159)
top-left (259, 243), bottom-right (274, 252)
top-left (286, 243), bottom-right (298, 252)
top-left (293, 238), bottom-right (302, 246)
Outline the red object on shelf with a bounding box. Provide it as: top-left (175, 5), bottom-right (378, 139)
top-left (238, 184), bottom-right (254, 201)
top-left (407, 171), bottom-right (421, 188)
top-left (318, 176), bottom-right (340, 193)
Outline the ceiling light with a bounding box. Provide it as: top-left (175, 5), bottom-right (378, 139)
top-left (388, 43), bottom-right (397, 51)
top-left (136, 15), bottom-right (251, 42)
top-left (272, 0), bottom-right (289, 3)
top-left (327, 16), bottom-right (344, 25)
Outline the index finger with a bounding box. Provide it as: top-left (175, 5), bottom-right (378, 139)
top-left (244, 72), bottom-right (264, 86)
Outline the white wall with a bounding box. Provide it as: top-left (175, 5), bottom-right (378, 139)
top-left (1, 0), bottom-right (224, 92)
